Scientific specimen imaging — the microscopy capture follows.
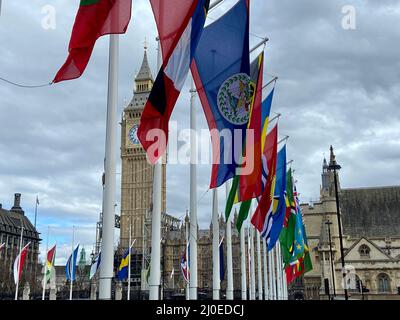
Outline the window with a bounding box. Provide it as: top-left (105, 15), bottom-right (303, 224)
top-left (359, 244), bottom-right (370, 258)
top-left (377, 273), bottom-right (391, 293)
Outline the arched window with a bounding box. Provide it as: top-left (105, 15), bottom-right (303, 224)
top-left (359, 244), bottom-right (370, 258)
top-left (377, 273), bottom-right (391, 293)
top-left (349, 275), bottom-right (361, 293)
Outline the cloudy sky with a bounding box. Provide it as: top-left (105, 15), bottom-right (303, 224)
top-left (0, 0), bottom-right (399, 265)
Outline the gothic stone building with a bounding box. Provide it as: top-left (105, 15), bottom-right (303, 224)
top-left (0, 193), bottom-right (41, 297)
top-left (302, 148), bottom-right (400, 300)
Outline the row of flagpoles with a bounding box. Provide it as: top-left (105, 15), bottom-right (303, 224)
top-left (1, 0), bottom-right (313, 300)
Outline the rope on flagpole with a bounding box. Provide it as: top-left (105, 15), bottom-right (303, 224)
top-left (0, 76), bottom-right (53, 88)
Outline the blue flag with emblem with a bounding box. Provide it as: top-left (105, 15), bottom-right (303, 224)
top-left (191, 0), bottom-right (250, 189)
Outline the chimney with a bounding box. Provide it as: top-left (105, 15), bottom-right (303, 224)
top-left (10, 193), bottom-right (24, 215)
top-left (14, 193), bottom-right (21, 207)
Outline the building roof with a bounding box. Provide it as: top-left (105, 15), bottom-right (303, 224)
top-left (0, 207), bottom-right (40, 241)
top-left (340, 186), bottom-right (400, 239)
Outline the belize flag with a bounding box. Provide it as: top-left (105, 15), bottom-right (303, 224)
top-left (138, 0), bottom-right (211, 163)
top-left (191, 0), bottom-right (250, 189)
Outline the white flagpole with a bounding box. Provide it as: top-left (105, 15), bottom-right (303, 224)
top-left (240, 227), bottom-right (247, 300)
top-left (149, 38), bottom-right (162, 301)
top-left (256, 231), bottom-right (263, 300)
top-left (42, 226), bottom-right (50, 300)
top-left (268, 250), bottom-right (273, 300)
top-left (127, 222), bottom-right (132, 300)
top-left (69, 226), bottom-right (75, 301)
top-left (225, 182), bottom-right (234, 300)
top-left (189, 78), bottom-right (198, 300)
top-left (262, 238), bottom-right (268, 300)
top-left (247, 227), bottom-right (251, 299)
top-left (15, 226), bottom-right (24, 300)
top-left (271, 248), bottom-right (276, 300)
top-left (250, 225), bottom-right (256, 300)
top-left (212, 189), bottom-right (220, 300)
top-left (276, 244), bottom-right (282, 300)
top-left (185, 214), bottom-right (190, 300)
top-left (99, 33), bottom-right (118, 300)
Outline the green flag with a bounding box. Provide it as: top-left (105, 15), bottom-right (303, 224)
top-left (236, 200), bottom-right (252, 232)
top-left (225, 176), bottom-right (240, 221)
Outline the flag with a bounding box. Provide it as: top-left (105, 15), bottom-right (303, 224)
top-left (138, 0), bottom-right (211, 163)
top-left (191, 0), bottom-right (251, 188)
top-left (219, 238), bottom-right (225, 281)
top-left (285, 251), bottom-right (312, 284)
top-left (66, 244), bottom-right (79, 282)
top-left (226, 89), bottom-right (275, 224)
top-left (117, 247), bottom-right (131, 281)
top-left (180, 244), bottom-right (190, 283)
top-left (251, 125), bottom-right (278, 233)
top-left (13, 242), bottom-right (30, 285)
top-left (146, 264), bottom-right (151, 284)
top-left (53, 0), bottom-right (132, 83)
top-left (89, 252), bottom-right (101, 280)
top-left (290, 196), bottom-right (307, 264)
top-left (238, 52), bottom-right (264, 202)
top-left (0, 243), bottom-right (5, 251)
top-left (236, 199), bottom-right (252, 232)
top-left (264, 144), bottom-right (287, 250)
top-left (279, 168), bottom-right (297, 266)
top-left (45, 245), bottom-right (56, 284)
top-left (36, 196), bottom-right (40, 206)
top-left (170, 267), bottom-right (175, 279)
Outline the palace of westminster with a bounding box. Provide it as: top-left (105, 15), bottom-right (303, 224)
top-left (1, 47), bottom-right (399, 300)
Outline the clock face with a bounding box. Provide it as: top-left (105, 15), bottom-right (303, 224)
top-left (129, 125), bottom-right (140, 145)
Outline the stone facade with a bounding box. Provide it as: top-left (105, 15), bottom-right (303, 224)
top-left (302, 148), bottom-right (400, 300)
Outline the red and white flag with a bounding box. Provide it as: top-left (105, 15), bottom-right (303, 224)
top-left (13, 242), bottom-right (31, 284)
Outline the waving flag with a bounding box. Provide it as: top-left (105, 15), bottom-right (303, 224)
top-left (138, 0), bottom-right (211, 163)
top-left (192, 0), bottom-right (251, 188)
top-left (238, 52), bottom-right (264, 202)
top-left (181, 243), bottom-right (190, 283)
top-left (261, 88), bottom-right (275, 152)
top-left (44, 245), bottom-right (56, 284)
top-left (13, 242), bottom-right (30, 284)
top-left (89, 252), bottom-right (101, 280)
top-left (54, 0), bottom-right (132, 83)
top-left (66, 244), bottom-right (79, 282)
top-left (117, 246), bottom-right (132, 281)
top-left (264, 145), bottom-right (287, 250)
top-left (251, 125), bottom-right (278, 234)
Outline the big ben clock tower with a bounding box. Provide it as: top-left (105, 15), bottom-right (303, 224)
top-left (120, 45), bottom-right (166, 251)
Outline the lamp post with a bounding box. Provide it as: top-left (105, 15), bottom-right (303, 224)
top-left (327, 146), bottom-right (348, 300)
top-left (325, 220), bottom-right (336, 298)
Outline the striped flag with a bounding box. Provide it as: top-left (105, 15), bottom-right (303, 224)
top-left (13, 243), bottom-right (31, 284)
top-left (65, 244), bottom-right (80, 282)
top-left (180, 243), bottom-right (190, 283)
top-left (138, 0), bottom-right (211, 163)
top-left (89, 252), bottom-right (101, 280)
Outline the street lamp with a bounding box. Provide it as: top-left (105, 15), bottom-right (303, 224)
top-left (325, 220), bottom-right (336, 298)
top-left (327, 146), bottom-right (348, 300)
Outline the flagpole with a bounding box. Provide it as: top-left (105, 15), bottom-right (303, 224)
top-left (189, 78), bottom-right (198, 300)
top-left (225, 182), bottom-right (234, 300)
top-left (256, 231), bottom-right (263, 300)
top-left (262, 238), bottom-right (268, 300)
top-left (276, 244), bottom-right (282, 300)
top-left (42, 226), bottom-right (50, 300)
top-left (15, 226), bottom-right (24, 300)
top-left (99, 34), bottom-right (119, 300)
top-left (69, 227), bottom-right (75, 300)
top-left (212, 189), bottom-right (220, 300)
top-left (185, 213), bottom-right (190, 300)
top-left (149, 38), bottom-right (163, 301)
top-left (127, 222), bottom-right (132, 300)
top-left (247, 227), bottom-right (251, 299)
top-left (240, 226), bottom-right (247, 300)
top-left (34, 195), bottom-right (38, 229)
